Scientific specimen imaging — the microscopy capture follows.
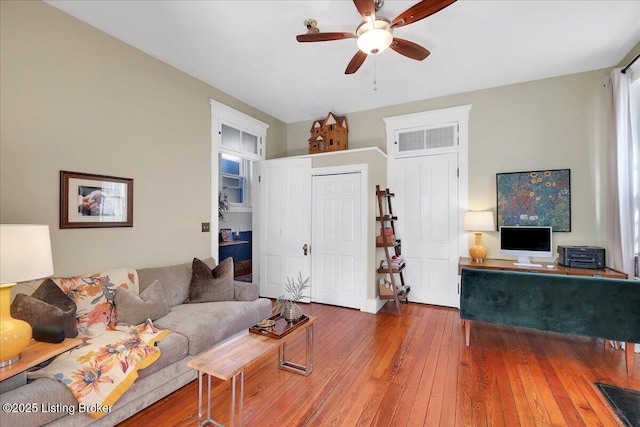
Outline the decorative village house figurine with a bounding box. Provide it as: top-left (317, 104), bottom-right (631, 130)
top-left (308, 112), bottom-right (348, 154)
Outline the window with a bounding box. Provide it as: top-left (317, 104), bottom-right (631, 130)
top-left (219, 124), bottom-right (259, 209)
top-left (210, 99), bottom-right (269, 217)
top-left (220, 154), bottom-right (251, 207)
top-left (397, 124), bottom-right (457, 153)
top-left (210, 99), bottom-right (267, 162)
top-left (221, 124), bottom-right (258, 156)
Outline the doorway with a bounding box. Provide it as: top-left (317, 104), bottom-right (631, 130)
top-left (384, 105), bottom-right (471, 308)
top-left (311, 171), bottom-right (365, 309)
top-left (258, 157), bottom-right (312, 300)
top-left (209, 99), bottom-right (268, 281)
top-left (390, 153), bottom-right (460, 307)
top-left (218, 153), bottom-right (254, 280)
top-left (258, 159), bottom-right (367, 309)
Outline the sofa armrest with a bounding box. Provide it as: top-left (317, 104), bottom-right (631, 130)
top-left (234, 281), bottom-right (260, 301)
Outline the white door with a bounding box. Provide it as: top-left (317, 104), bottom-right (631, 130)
top-left (312, 173), bottom-right (363, 309)
top-left (258, 158), bottom-right (311, 299)
top-left (390, 153), bottom-right (459, 307)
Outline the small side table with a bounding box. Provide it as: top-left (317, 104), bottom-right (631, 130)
top-left (0, 338), bottom-right (84, 382)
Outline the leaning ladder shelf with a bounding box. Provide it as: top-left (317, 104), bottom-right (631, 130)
top-left (376, 185), bottom-right (410, 316)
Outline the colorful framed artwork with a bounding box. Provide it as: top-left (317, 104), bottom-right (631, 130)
top-left (60, 171), bottom-right (133, 229)
top-left (220, 228), bottom-right (232, 242)
top-left (496, 169), bottom-right (571, 231)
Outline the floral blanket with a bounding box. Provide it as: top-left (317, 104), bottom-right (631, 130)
top-left (28, 321), bottom-right (170, 419)
top-left (51, 268), bottom-right (138, 338)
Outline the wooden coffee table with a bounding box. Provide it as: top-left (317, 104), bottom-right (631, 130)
top-left (187, 315), bottom-right (316, 427)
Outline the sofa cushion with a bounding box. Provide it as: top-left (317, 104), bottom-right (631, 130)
top-left (233, 281), bottom-right (260, 301)
top-left (136, 331), bottom-right (188, 380)
top-left (10, 279), bottom-right (78, 338)
top-left (115, 280), bottom-right (170, 325)
top-left (8, 279), bottom-right (41, 303)
top-left (184, 257), bottom-right (234, 303)
top-left (153, 299), bottom-right (273, 355)
top-left (0, 378), bottom-right (77, 426)
top-left (137, 258), bottom-right (217, 308)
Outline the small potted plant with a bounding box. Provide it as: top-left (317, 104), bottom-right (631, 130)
top-left (218, 191), bottom-right (230, 221)
top-left (273, 272), bottom-right (310, 322)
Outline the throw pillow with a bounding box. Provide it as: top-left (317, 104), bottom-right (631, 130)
top-left (10, 279), bottom-right (78, 338)
top-left (115, 279), bottom-right (170, 325)
top-left (184, 257), bottom-right (234, 303)
top-left (51, 268), bottom-right (138, 338)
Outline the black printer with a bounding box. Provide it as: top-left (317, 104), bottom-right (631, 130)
top-left (557, 246), bottom-right (605, 269)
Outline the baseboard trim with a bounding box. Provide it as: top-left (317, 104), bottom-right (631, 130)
top-left (364, 298), bottom-right (387, 314)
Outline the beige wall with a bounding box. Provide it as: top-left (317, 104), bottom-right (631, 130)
top-left (0, 1), bottom-right (287, 276)
top-left (288, 69), bottom-right (618, 262)
top-left (618, 42), bottom-right (640, 70)
top-left (3, 0), bottom-right (637, 278)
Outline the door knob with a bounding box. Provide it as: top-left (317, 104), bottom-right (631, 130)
top-left (303, 243), bottom-right (308, 256)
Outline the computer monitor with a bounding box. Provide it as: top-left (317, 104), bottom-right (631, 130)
top-left (499, 226), bottom-right (553, 266)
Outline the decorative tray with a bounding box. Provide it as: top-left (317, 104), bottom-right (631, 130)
top-left (249, 314), bottom-right (309, 339)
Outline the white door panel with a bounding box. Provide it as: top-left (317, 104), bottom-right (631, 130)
top-left (312, 173), bottom-right (363, 309)
top-left (259, 158), bottom-right (311, 299)
top-left (391, 153), bottom-right (459, 307)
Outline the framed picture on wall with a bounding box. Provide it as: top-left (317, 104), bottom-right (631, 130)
top-left (60, 170), bottom-right (133, 229)
top-left (220, 228), bottom-right (232, 242)
top-left (496, 169), bottom-right (571, 231)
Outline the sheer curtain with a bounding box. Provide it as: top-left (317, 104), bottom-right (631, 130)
top-left (605, 66), bottom-right (639, 276)
top-left (605, 59), bottom-right (640, 352)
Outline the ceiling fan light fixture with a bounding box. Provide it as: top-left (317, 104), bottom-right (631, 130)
top-left (356, 19), bottom-right (393, 55)
top-left (297, 0), bottom-right (454, 74)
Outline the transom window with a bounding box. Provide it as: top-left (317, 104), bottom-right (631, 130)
top-left (210, 100), bottom-right (268, 216)
top-left (221, 124), bottom-right (259, 156)
top-left (397, 124), bottom-right (457, 154)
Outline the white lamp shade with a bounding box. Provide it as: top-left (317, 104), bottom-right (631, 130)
top-left (0, 224), bottom-right (54, 283)
top-left (463, 211), bottom-right (495, 232)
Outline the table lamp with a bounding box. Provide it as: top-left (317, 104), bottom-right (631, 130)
top-left (463, 211), bottom-right (494, 262)
top-left (0, 224), bottom-right (54, 366)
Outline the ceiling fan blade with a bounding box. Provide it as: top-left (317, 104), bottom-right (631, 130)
top-left (390, 38), bottom-right (430, 61)
top-left (345, 50), bottom-right (368, 74)
top-left (353, 0), bottom-right (376, 20)
top-left (296, 32), bottom-right (356, 42)
top-left (391, 0), bottom-right (456, 28)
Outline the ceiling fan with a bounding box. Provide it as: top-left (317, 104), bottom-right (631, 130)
top-left (296, 0), bottom-right (456, 74)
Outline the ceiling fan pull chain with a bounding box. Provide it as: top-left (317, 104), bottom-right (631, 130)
top-left (373, 57), bottom-right (378, 91)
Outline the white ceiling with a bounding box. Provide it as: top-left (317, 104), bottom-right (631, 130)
top-left (46, 0), bottom-right (640, 124)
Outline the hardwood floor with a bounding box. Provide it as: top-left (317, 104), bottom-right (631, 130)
top-left (119, 302), bottom-right (639, 426)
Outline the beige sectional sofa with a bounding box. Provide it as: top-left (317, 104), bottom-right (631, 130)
top-left (0, 258), bottom-right (272, 426)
